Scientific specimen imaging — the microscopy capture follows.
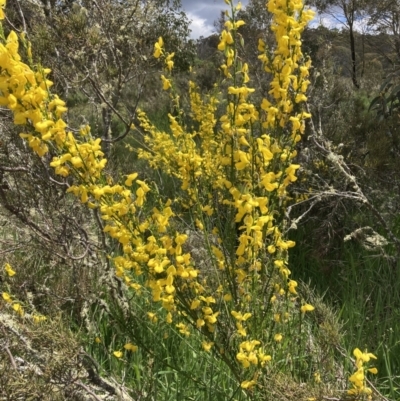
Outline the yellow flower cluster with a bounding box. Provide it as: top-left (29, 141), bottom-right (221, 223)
top-left (139, 0), bottom-right (316, 389)
top-left (260, 0), bottom-right (314, 141)
top-left (0, 31), bottom-right (62, 156)
top-left (2, 291), bottom-right (24, 316)
top-left (0, 5), bottom-right (201, 329)
top-left (0, 0), bottom-right (318, 391)
top-left (236, 340), bottom-right (271, 369)
top-left (1, 263), bottom-right (23, 316)
top-left (1, 263), bottom-right (46, 322)
top-left (0, 22), bottom-right (107, 184)
top-left (348, 348), bottom-right (378, 399)
top-left (113, 342), bottom-right (139, 359)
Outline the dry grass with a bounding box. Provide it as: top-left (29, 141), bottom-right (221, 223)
top-left (0, 309), bottom-right (135, 401)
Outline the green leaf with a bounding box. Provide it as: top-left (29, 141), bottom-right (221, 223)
top-left (368, 95), bottom-right (382, 112)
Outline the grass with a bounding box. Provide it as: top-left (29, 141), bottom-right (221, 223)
top-left (2, 198), bottom-right (395, 400)
top-left (84, 302), bottom-right (309, 400)
top-left (1, 187), bottom-right (394, 400)
top-left (290, 223), bottom-right (400, 400)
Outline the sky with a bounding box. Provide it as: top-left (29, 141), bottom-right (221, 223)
top-left (180, 1), bottom-right (372, 40)
top-left (180, 0), bottom-right (249, 39)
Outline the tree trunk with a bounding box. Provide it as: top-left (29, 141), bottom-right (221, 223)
top-left (349, 23), bottom-right (359, 88)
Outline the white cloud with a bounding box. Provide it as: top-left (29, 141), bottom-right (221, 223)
top-left (187, 12), bottom-right (215, 39)
top-left (185, 2), bottom-right (374, 39)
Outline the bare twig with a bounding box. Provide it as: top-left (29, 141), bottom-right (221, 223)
top-left (74, 381), bottom-right (103, 401)
top-left (5, 2), bottom-right (25, 34)
top-left (0, 165), bottom-right (29, 172)
top-left (3, 345), bottom-right (18, 370)
top-left (365, 378), bottom-right (391, 401)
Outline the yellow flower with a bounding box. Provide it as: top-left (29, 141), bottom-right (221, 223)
top-left (12, 303), bottom-right (24, 316)
top-left (202, 341), bottom-right (214, 352)
top-left (195, 219), bottom-right (204, 230)
top-left (349, 367), bottom-right (364, 388)
top-left (176, 322), bottom-right (190, 336)
top-left (161, 75), bottom-right (172, 91)
top-left (2, 292), bottom-right (12, 303)
top-left (353, 348), bottom-right (377, 362)
top-left (231, 310), bottom-right (252, 321)
top-left (147, 312), bottom-right (158, 323)
top-left (288, 279), bottom-right (297, 294)
top-left (125, 172), bottom-right (138, 187)
top-left (301, 304), bottom-right (315, 313)
top-left (153, 37), bottom-right (164, 58)
top-left (223, 293), bottom-right (232, 301)
top-left (124, 343), bottom-right (138, 352)
top-left (258, 38), bottom-right (266, 52)
top-left (218, 30), bottom-right (233, 51)
top-left (274, 333), bottom-right (283, 342)
top-left (33, 314), bottom-right (47, 323)
top-left (165, 53), bottom-right (175, 71)
top-left (113, 350), bottom-right (123, 358)
top-left (241, 379), bottom-right (257, 389)
top-left (233, 20), bottom-right (245, 29)
top-left (4, 263), bottom-right (16, 277)
top-left (166, 312), bottom-right (172, 324)
top-left (295, 93), bottom-right (308, 103)
top-left (0, 0), bottom-right (5, 21)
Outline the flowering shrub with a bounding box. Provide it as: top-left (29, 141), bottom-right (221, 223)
top-left (136, 0), bottom-right (316, 386)
top-left (0, 0), bottom-right (314, 389)
top-left (0, 0), bottom-right (379, 396)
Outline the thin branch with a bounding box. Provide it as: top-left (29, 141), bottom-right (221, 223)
top-left (0, 165), bottom-right (29, 172)
top-left (0, 245), bottom-right (24, 256)
top-left (74, 381), bottom-right (103, 401)
top-left (365, 378), bottom-right (391, 401)
top-left (3, 345), bottom-right (18, 370)
top-left (86, 75), bottom-right (130, 128)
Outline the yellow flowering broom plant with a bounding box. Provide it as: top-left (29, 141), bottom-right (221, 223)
top-left (0, 0), bottom-right (367, 393)
top-left (138, 0), bottom-right (316, 388)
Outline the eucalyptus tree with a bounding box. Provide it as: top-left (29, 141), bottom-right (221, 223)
top-left (311, 0), bottom-right (368, 88)
top-left (366, 0), bottom-right (400, 64)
